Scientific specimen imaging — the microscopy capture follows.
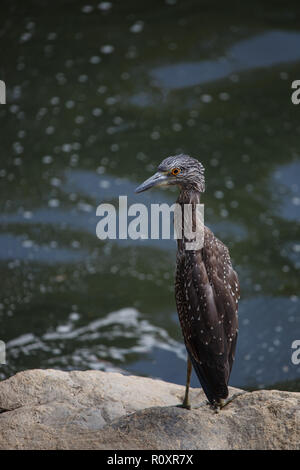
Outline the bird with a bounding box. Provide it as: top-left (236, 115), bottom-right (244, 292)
top-left (135, 154), bottom-right (240, 410)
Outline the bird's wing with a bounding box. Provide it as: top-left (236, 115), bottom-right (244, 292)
top-left (176, 227), bottom-right (239, 403)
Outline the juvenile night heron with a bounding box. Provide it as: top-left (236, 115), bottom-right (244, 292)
top-left (135, 154), bottom-right (240, 410)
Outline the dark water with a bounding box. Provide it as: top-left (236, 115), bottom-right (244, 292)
top-left (0, 0), bottom-right (300, 391)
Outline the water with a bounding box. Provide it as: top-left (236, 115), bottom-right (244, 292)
top-left (0, 0), bottom-right (300, 391)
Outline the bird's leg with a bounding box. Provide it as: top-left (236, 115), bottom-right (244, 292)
top-left (179, 356), bottom-right (192, 409)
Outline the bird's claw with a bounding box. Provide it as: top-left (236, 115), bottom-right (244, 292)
top-left (211, 391), bottom-right (247, 412)
top-left (177, 401), bottom-right (191, 410)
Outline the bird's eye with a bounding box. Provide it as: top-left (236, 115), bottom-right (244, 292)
top-left (171, 168), bottom-right (181, 176)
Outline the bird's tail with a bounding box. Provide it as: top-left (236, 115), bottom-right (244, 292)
top-left (188, 352), bottom-right (229, 405)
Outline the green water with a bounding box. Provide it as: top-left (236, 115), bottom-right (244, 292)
top-left (0, 0), bottom-right (300, 391)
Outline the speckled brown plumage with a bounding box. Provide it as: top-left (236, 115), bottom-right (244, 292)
top-left (176, 218), bottom-right (239, 404)
top-left (135, 154), bottom-right (240, 406)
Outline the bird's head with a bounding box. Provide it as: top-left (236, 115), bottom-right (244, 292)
top-left (135, 154), bottom-right (205, 194)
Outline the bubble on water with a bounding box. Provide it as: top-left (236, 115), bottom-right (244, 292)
top-left (96, 166), bottom-right (105, 174)
top-left (100, 44), bottom-right (114, 54)
top-left (12, 142), bottom-right (23, 154)
top-left (75, 115), bottom-right (85, 124)
top-left (12, 86), bottom-right (22, 100)
top-left (16, 60), bottom-right (25, 71)
top-left (65, 100), bottom-right (75, 109)
top-left (50, 96), bottom-right (60, 106)
top-left (220, 208), bottom-right (228, 218)
top-left (42, 155), bottom-right (53, 164)
top-left (92, 108), bottom-right (103, 117)
top-left (121, 72), bottom-right (130, 80)
top-left (126, 46), bottom-right (138, 59)
top-left (10, 104), bottom-right (19, 114)
top-left (210, 158), bottom-right (219, 167)
top-left (47, 32), bottom-right (57, 41)
top-left (17, 130), bottom-right (26, 138)
top-left (292, 196), bottom-right (300, 206)
top-left (105, 96), bottom-right (118, 106)
top-left (78, 74), bottom-right (88, 83)
top-left (97, 85), bottom-right (107, 94)
top-left (69, 312), bottom-right (80, 321)
top-left (229, 74), bottom-right (239, 83)
top-left (90, 56), bottom-right (101, 64)
top-left (50, 177), bottom-right (61, 187)
top-left (57, 324), bottom-right (72, 334)
top-left (56, 73), bottom-right (66, 85)
top-left (65, 59), bottom-right (74, 68)
top-left (82, 5), bottom-right (94, 13)
top-left (280, 72), bottom-right (288, 80)
top-left (106, 126), bottom-right (116, 135)
top-left (45, 126), bottom-right (55, 135)
top-left (225, 179), bottom-right (234, 189)
top-left (20, 32), bottom-right (32, 43)
top-left (98, 1), bottom-right (112, 11)
top-left (172, 123), bottom-right (182, 132)
top-left (130, 21), bottom-right (144, 33)
top-left (151, 131), bottom-right (160, 140)
top-left (201, 94), bottom-right (212, 103)
top-left (214, 190), bottom-right (224, 199)
top-left (146, 164), bottom-right (155, 172)
top-left (99, 179), bottom-right (111, 189)
top-left (61, 143), bottom-right (72, 153)
top-left (87, 135), bottom-right (97, 146)
top-left (22, 240), bottom-right (34, 248)
top-left (189, 110), bottom-right (198, 118)
top-left (219, 92), bottom-right (230, 101)
top-left (113, 116), bottom-right (123, 125)
top-left (44, 45), bottom-right (54, 57)
top-left (48, 198), bottom-right (60, 208)
top-left (136, 152), bottom-right (147, 162)
top-left (71, 240), bottom-right (80, 248)
top-left (78, 202), bottom-right (93, 212)
top-left (26, 21), bottom-right (35, 31)
top-left (70, 154), bottom-right (79, 166)
top-left (14, 157), bottom-right (22, 166)
top-left (23, 211), bottom-right (33, 219)
top-left (111, 144), bottom-right (119, 152)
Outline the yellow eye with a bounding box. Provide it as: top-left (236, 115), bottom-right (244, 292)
top-left (171, 167), bottom-right (181, 176)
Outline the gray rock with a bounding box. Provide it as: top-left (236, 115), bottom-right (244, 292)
top-left (0, 369), bottom-right (299, 449)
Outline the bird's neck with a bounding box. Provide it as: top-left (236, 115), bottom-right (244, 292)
top-left (177, 188), bottom-right (201, 206)
top-left (176, 189), bottom-right (203, 253)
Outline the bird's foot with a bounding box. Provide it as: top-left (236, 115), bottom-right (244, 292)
top-left (177, 400), bottom-right (208, 410)
top-left (211, 391), bottom-right (248, 413)
top-left (177, 399), bottom-right (191, 410)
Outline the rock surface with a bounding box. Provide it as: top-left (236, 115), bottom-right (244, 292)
top-left (0, 369), bottom-right (299, 450)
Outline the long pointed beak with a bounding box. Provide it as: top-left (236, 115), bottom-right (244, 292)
top-left (135, 171), bottom-right (169, 193)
